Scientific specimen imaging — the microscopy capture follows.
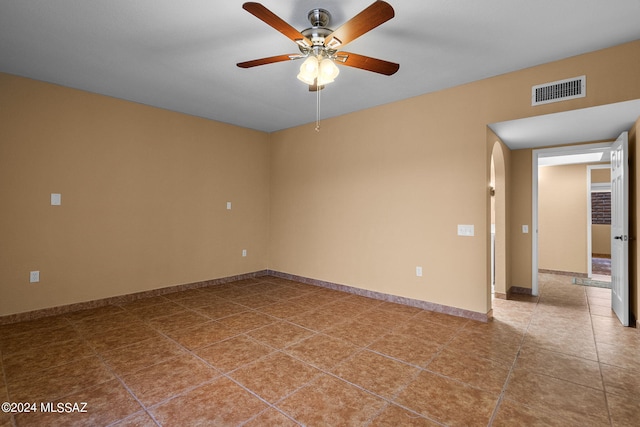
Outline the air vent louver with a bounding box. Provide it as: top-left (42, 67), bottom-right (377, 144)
top-left (532, 75), bottom-right (586, 106)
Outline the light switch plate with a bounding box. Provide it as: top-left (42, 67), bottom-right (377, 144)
top-left (226, 201), bottom-right (232, 210)
top-left (51, 193), bottom-right (61, 206)
top-left (457, 224), bottom-right (474, 237)
top-left (522, 225), bottom-right (529, 233)
top-left (416, 266), bottom-right (423, 277)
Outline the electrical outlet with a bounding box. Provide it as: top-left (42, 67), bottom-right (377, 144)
top-left (29, 271), bottom-right (40, 283)
top-left (242, 249), bottom-right (247, 257)
top-left (226, 201), bottom-right (232, 210)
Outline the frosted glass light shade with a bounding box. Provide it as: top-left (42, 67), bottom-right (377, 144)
top-left (317, 58), bottom-right (339, 85)
top-left (297, 56), bottom-right (319, 85)
top-left (297, 56), bottom-right (339, 86)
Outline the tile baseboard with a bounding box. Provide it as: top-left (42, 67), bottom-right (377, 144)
top-left (507, 286), bottom-right (533, 296)
top-left (592, 253), bottom-right (611, 259)
top-left (1, 269), bottom-right (490, 325)
top-left (0, 270), bottom-right (270, 325)
top-left (267, 270), bottom-right (489, 323)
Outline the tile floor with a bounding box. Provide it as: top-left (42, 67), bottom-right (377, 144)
top-left (592, 257), bottom-right (612, 277)
top-left (1, 273), bottom-right (639, 426)
top-left (592, 257), bottom-right (612, 283)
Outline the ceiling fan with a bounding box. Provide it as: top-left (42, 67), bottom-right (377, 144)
top-left (237, 1), bottom-right (399, 91)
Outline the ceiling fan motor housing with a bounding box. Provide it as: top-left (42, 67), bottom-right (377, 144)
top-left (301, 8), bottom-right (334, 49)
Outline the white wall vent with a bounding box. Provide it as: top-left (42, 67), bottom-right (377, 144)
top-left (532, 75), bottom-right (586, 106)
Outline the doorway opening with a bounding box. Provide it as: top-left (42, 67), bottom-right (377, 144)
top-left (533, 133), bottom-right (629, 326)
top-left (588, 164), bottom-right (612, 284)
top-left (532, 142), bottom-right (613, 295)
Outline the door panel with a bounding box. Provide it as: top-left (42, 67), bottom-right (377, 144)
top-left (610, 131), bottom-right (629, 326)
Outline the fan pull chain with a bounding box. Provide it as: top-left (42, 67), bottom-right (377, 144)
top-left (315, 81), bottom-right (321, 132)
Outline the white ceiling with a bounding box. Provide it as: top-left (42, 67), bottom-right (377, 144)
top-left (489, 99), bottom-right (640, 150)
top-left (1, 0), bottom-right (639, 133)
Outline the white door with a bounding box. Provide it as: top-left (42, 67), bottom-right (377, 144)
top-left (611, 131), bottom-right (629, 326)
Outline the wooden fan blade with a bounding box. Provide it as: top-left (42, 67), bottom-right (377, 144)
top-left (324, 1), bottom-right (394, 48)
top-left (237, 54), bottom-right (298, 68)
top-left (243, 2), bottom-right (312, 47)
top-left (339, 52), bottom-right (399, 75)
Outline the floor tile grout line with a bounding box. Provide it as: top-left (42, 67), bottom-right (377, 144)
top-left (508, 363), bottom-right (608, 392)
top-left (128, 323), bottom-right (276, 425)
top-left (140, 315), bottom-right (334, 426)
top-left (203, 335), bottom-right (280, 376)
top-left (220, 358), bottom-right (321, 425)
top-left (65, 315), bottom-right (164, 427)
top-left (586, 286), bottom-right (615, 427)
top-left (238, 331), bottom-right (431, 424)
top-left (323, 368), bottom-right (442, 426)
top-left (361, 402), bottom-right (449, 427)
top-left (274, 350), bottom-right (402, 423)
top-left (3, 318), bottom-right (146, 425)
top-left (362, 402), bottom-right (393, 427)
top-left (103, 409), bottom-right (160, 427)
top-left (270, 324), bottom-right (467, 425)
top-left (486, 291), bottom-right (539, 426)
top-left (361, 365), bottom-right (456, 427)
top-left (361, 320), bottom-right (468, 373)
top-left (238, 405), bottom-right (302, 427)
top-left (142, 376), bottom-right (224, 422)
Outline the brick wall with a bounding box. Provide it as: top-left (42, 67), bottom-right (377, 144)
top-left (592, 192), bottom-right (611, 225)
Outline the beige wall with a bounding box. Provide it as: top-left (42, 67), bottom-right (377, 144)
top-left (592, 225), bottom-right (611, 255)
top-left (509, 150), bottom-right (533, 289)
top-left (270, 41), bottom-right (640, 314)
top-left (538, 163), bottom-right (610, 272)
top-left (591, 168), bottom-right (611, 183)
top-left (0, 74), bottom-right (270, 316)
top-left (538, 164), bottom-right (588, 274)
top-left (269, 87), bottom-right (490, 313)
top-left (3, 39), bottom-right (640, 319)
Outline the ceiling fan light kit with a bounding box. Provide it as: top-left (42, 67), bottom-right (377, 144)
top-left (297, 56), bottom-right (340, 86)
top-left (238, 1), bottom-right (399, 130)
